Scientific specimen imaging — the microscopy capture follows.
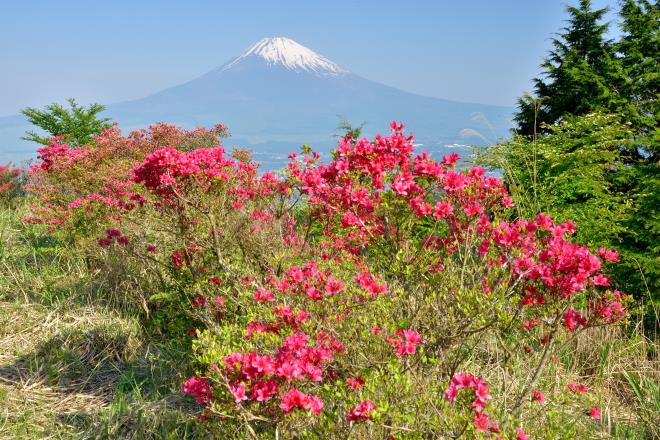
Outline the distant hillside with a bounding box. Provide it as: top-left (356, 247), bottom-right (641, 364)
top-left (0, 37), bottom-right (513, 168)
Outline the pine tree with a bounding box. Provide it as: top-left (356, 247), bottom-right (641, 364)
top-left (500, 0), bottom-right (659, 327)
top-left (21, 98), bottom-right (112, 147)
top-left (514, 0), bottom-right (618, 136)
top-left (614, 1), bottom-right (660, 312)
top-left (617, 0), bottom-right (659, 161)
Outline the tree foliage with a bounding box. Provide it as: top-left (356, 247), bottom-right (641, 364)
top-left (478, 114), bottom-right (660, 299)
top-left (479, 114), bottom-right (632, 247)
top-left (513, 0), bottom-right (619, 136)
top-left (504, 1), bottom-right (659, 318)
top-left (617, 0), bottom-right (660, 161)
top-left (21, 98), bottom-right (112, 147)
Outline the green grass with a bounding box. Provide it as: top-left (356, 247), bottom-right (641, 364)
top-left (0, 205), bottom-right (204, 439)
top-left (0, 201), bottom-right (658, 439)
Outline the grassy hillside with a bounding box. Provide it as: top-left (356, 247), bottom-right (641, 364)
top-left (0, 123), bottom-right (658, 438)
top-left (0, 205), bottom-right (205, 439)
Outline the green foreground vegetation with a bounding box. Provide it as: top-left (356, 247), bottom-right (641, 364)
top-left (0, 206), bottom-right (204, 439)
top-left (0, 199), bottom-right (657, 438)
top-left (0, 0), bottom-right (658, 438)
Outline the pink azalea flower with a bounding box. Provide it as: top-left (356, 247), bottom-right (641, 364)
top-left (532, 389), bottom-right (545, 403)
top-left (253, 288), bottom-right (275, 302)
top-left (182, 376), bottom-right (211, 404)
top-left (516, 428), bottom-right (529, 440)
top-left (347, 400), bottom-right (376, 422)
top-left (347, 376), bottom-right (365, 389)
top-left (473, 412), bottom-right (492, 432)
top-left (229, 383), bottom-right (248, 403)
top-left (568, 383), bottom-right (587, 394)
top-left (249, 380), bottom-right (277, 402)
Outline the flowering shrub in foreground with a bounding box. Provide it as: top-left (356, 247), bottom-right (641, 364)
top-left (0, 164), bottom-right (23, 206)
top-left (24, 121), bottom-right (628, 438)
top-left (25, 123), bottom-right (227, 232)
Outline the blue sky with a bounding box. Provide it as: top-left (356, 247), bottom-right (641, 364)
top-left (1, 0), bottom-right (621, 116)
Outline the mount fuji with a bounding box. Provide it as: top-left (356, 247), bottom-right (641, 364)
top-left (0, 37), bottom-right (513, 168)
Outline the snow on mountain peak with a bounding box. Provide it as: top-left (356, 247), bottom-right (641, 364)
top-left (222, 37), bottom-right (348, 76)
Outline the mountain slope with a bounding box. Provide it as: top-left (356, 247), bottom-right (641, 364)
top-left (0, 37), bottom-right (513, 168)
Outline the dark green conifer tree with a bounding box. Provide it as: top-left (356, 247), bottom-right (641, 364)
top-left (514, 0), bottom-right (618, 135)
top-left (616, 0), bottom-right (659, 161)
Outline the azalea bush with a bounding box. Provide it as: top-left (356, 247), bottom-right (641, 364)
top-left (25, 122), bottom-right (227, 234)
top-left (475, 113), bottom-right (658, 314)
top-left (0, 164), bottom-right (23, 207)
top-left (22, 121), bottom-right (632, 438)
top-left (22, 123), bottom-right (229, 313)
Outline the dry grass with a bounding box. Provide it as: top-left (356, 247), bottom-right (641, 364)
top-left (0, 302), bottom-right (128, 438)
top-left (0, 207), bottom-right (204, 439)
top-left (0, 302), bottom-right (141, 391)
top-left (0, 380), bottom-right (107, 439)
top-left (563, 325), bottom-right (659, 437)
top-left (456, 318), bottom-right (659, 438)
top-left (0, 301), bottom-right (203, 439)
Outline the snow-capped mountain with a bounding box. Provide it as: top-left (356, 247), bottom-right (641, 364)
top-left (0, 37), bottom-right (513, 168)
top-left (221, 37), bottom-right (348, 77)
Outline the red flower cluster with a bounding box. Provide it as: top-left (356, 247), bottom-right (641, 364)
top-left (0, 164), bottom-right (21, 197)
top-left (280, 388), bottom-right (324, 414)
top-left (272, 262), bottom-right (352, 301)
top-left (568, 382), bottom-right (587, 394)
top-left (98, 227), bottom-right (129, 247)
top-left (34, 136), bottom-right (85, 172)
top-left (216, 330), bottom-right (344, 415)
top-left (132, 147), bottom-right (234, 194)
top-left (532, 389), bottom-right (545, 404)
top-left (445, 372), bottom-right (501, 434)
top-left (286, 124), bottom-right (626, 339)
top-left (445, 372), bottom-right (491, 412)
top-left (289, 123), bottom-right (511, 253)
top-left (26, 124), bottom-right (232, 228)
top-left (182, 376), bottom-right (212, 404)
top-left (385, 329), bottom-right (423, 356)
top-left (347, 399), bottom-right (376, 422)
top-left (346, 376), bottom-right (365, 389)
top-left (354, 271), bottom-right (387, 297)
top-left (591, 290), bottom-right (626, 322)
top-left (563, 309), bottom-right (588, 331)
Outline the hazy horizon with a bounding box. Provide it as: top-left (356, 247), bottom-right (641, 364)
top-left (0, 0), bottom-right (621, 116)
